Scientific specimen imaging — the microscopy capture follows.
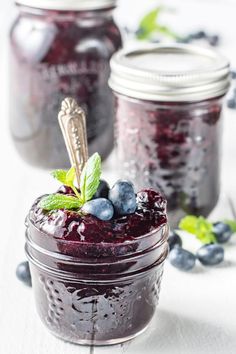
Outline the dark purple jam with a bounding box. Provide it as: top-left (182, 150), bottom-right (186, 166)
top-left (9, 7), bottom-right (122, 168)
top-left (114, 95), bottom-right (223, 227)
top-left (30, 188), bottom-right (167, 255)
top-left (26, 188), bottom-right (168, 344)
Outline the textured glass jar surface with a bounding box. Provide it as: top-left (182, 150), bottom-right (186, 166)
top-left (26, 217), bottom-right (168, 345)
top-left (114, 94), bottom-right (223, 227)
top-left (9, 7), bottom-right (122, 168)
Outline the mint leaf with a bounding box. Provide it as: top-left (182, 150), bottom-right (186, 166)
top-left (138, 8), bottom-right (162, 39)
top-left (137, 6), bottom-right (178, 40)
top-left (179, 215), bottom-right (216, 244)
top-left (51, 167), bottom-right (76, 187)
top-left (39, 194), bottom-right (82, 211)
top-left (66, 166), bottom-right (76, 186)
top-left (179, 215), bottom-right (198, 235)
top-left (224, 220), bottom-right (236, 233)
top-left (51, 170), bottom-right (67, 184)
top-left (80, 153), bottom-right (101, 203)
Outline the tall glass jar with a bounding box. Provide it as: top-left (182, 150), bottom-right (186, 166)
top-left (109, 45), bottom-right (230, 227)
top-left (9, 0), bottom-right (122, 168)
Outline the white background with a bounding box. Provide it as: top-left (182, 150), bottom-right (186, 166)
top-left (0, 1), bottom-right (236, 354)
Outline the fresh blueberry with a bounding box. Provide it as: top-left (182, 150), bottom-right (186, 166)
top-left (197, 244), bottom-right (224, 266)
top-left (16, 261), bottom-right (32, 287)
top-left (208, 34), bottom-right (220, 46)
top-left (169, 247), bottom-right (196, 271)
top-left (109, 180), bottom-right (137, 216)
top-left (192, 30), bottom-right (207, 39)
top-left (227, 97), bottom-right (236, 109)
top-left (93, 180), bottom-right (110, 199)
top-left (168, 230), bottom-right (182, 251)
top-left (82, 198), bottom-right (114, 221)
top-left (213, 222), bottom-right (232, 243)
top-left (231, 70), bottom-right (236, 80)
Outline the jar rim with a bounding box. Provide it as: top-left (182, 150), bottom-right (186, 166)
top-left (26, 243), bottom-right (168, 282)
top-left (15, 0), bottom-right (117, 11)
top-left (109, 44), bottom-right (231, 102)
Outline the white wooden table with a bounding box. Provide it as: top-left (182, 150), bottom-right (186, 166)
top-left (1, 1), bottom-right (236, 353)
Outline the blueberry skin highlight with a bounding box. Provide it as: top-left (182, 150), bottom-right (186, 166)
top-left (197, 244), bottom-right (224, 266)
top-left (109, 180), bottom-right (137, 216)
top-left (16, 261), bottom-right (32, 287)
top-left (82, 198), bottom-right (114, 221)
top-left (213, 222), bottom-right (233, 243)
top-left (168, 230), bottom-right (182, 251)
top-left (169, 247), bottom-right (196, 271)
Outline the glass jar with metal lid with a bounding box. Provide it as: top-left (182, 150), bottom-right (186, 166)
top-left (9, 0), bottom-right (122, 168)
top-left (109, 44), bottom-right (230, 227)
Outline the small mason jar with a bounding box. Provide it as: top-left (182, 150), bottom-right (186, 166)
top-left (25, 215), bottom-right (168, 345)
top-left (109, 45), bottom-right (230, 227)
top-left (9, 0), bottom-right (122, 168)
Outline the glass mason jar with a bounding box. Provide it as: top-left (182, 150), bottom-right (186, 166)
top-left (109, 45), bottom-right (230, 227)
top-left (9, 0), bottom-right (122, 169)
top-left (25, 214), bottom-right (168, 345)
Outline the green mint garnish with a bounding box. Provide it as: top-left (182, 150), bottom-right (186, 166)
top-left (51, 166), bottom-right (80, 198)
top-left (80, 152), bottom-right (101, 204)
top-left (136, 6), bottom-right (178, 41)
top-left (39, 194), bottom-right (82, 211)
top-left (179, 216), bottom-right (216, 244)
top-left (39, 153), bottom-right (102, 212)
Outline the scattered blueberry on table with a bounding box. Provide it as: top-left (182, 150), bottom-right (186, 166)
top-left (231, 70), bottom-right (236, 80)
top-left (213, 222), bottom-right (233, 243)
top-left (196, 244), bottom-right (224, 266)
top-left (168, 230), bottom-right (182, 251)
top-left (169, 247), bottom-right (196, 271)
top-left (16, 261), bottom-right (32, 287)
top-left (168, 216), bottom-right (236, 272)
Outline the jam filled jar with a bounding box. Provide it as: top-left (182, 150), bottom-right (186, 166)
top-left (25, 188), bottom-right (169, 345)
top-left (9, 0), bottom-right (122, 168)
top-left (109, 45), bottom-right (230, 227)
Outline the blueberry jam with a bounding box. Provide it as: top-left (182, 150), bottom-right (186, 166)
top-left (114, 95), bottom-right (223, 227)
top-left (26, 188), bottom-right (168, 345)
top-left (30, 188), bottom-right (167, 255)
top-left (9, 6), bottom-right (122, 168)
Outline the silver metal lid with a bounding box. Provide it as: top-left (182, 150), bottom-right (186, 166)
top-left (16, 0), bottom-right (117, 11)
top-left (109, 44), bottom-right (231, 102)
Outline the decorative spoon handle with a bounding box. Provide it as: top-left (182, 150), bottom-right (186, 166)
top-left (58, 97), bottom-right (89, 185)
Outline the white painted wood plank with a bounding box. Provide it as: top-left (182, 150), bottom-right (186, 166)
top-left (1, 1), bottom-right (236, 353)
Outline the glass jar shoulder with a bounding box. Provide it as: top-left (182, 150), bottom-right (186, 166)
top-left (9, 11), bottom-right (122, 64)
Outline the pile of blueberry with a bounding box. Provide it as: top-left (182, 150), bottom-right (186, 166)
top-left (227, 70), bottom-right (236, 110)
top-left (177, 30), bottom-right (220, 47)
top-left (168, 222), bottom-right (234, 271)
top-left (82, 180), bottom-right (137, 221)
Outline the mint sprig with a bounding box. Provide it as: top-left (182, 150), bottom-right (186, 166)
top-left (179, 216), bottom-right (216, 244)
top-left (136, 6), bottom-right (178, 41)
top-left (39, 153), bottom-right (102, 212)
